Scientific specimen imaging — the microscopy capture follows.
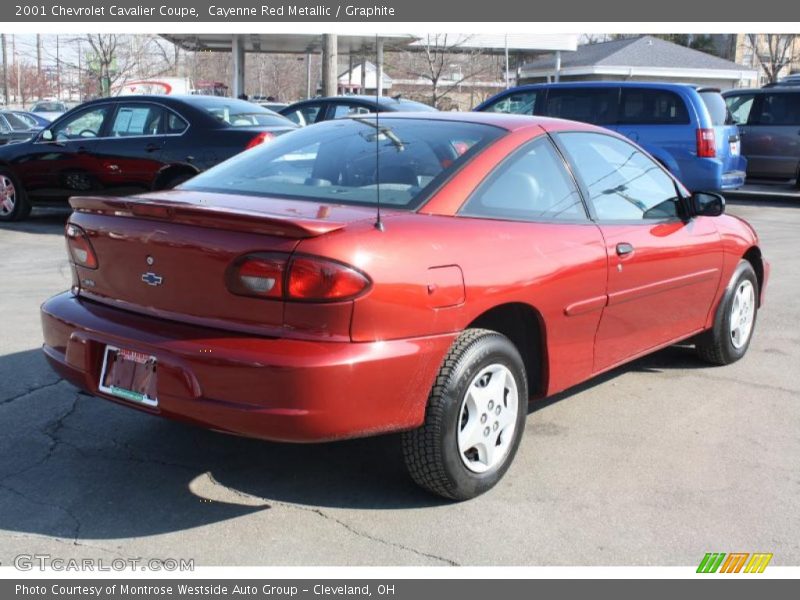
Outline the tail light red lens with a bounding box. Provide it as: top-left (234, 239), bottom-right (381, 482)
top-left (65, 224), bottom-right (98, 269)
top-left (245, 131), bottom-right (275, 150)
top-left (696, 128), bottom-right (716, 158)
top-left (227, 253), bottom-right (370, 302)
top-left (287, 257), bottom-right (370, 301)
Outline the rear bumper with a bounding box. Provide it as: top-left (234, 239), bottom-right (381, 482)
top-left (41, 292), bottom-right (454, 442)
top-left (680, 157), bottom-right (747, 192)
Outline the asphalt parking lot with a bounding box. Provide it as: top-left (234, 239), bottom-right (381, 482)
top-left (0, 199), bottom-right (798, 567)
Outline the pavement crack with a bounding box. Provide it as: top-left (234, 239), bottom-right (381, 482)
top-left (203, 473), bottom-right (460, 566)
top-left (0, 378), bottom-right (63, 406)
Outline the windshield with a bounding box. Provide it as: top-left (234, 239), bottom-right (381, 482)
top-left (32, 102), bottom-right (65, 113)
top-left (699, 91), bottom-right (733, 126)
top-left (182, 117), bottom-right (504, 209)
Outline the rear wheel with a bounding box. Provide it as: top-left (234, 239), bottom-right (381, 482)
top-left (158, 172), bottom-right (194, 190)
top-left (0, 169), bottom-right (31, 222)
top-left (696, 260), bottom-right (758, 365)
top-left (402, 329), bottom-right (528, 500)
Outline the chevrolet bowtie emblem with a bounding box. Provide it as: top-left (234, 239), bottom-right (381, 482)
top-left (141, 272), bottom-right (163, 286)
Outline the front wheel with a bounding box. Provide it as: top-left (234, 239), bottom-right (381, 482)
top-left (696, 259), bottom-right (758, 365)
top-left (402, 329), bottom-right (528, 500)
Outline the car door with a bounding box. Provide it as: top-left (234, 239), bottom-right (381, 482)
top-left (741, 91), bottom-right (800, 179)
top-left (457, 136), bottom-right (608, 391)
top-left (95, 101), bottom-right (169, 195)
top-left (15, 103), bottom-right (112, 200)
top-left (555, 131), bottom-right (724, 373)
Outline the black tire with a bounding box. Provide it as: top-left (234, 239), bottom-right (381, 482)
top-left (402, 329), bottom-right (528, 500)
top-left (696, 259), bottom-right (759, 365)
top-left (0, 168), bottom-right (32, 222)
top-left (158, 172), bottom-right (194, 190)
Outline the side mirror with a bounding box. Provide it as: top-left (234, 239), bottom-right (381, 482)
top-left (40, 129), bottom-right (53, 142)
top-left (690, 191), bottom-right (725, 217)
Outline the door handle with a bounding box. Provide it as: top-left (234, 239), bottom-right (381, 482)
top-left (76, 146), bottom-right (89, 153)
top-left (616, 242), bottom-right (634, 257)
top-left (145, 143), bottom-right (160, 153)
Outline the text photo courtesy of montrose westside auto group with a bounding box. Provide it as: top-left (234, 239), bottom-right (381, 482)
top-left (0, 9), bottom-right (799, 589)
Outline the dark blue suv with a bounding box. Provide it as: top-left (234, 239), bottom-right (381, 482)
top-left (475, 82), bottom-right (746, 192)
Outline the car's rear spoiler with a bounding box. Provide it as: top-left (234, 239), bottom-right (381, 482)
top-left (69, 196), bottom-right (347, 239)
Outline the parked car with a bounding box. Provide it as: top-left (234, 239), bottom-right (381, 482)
top-left (30, 99), bottom-right (69, 122)
top-left (475, 82), bottom-right (746, 192)
top-left (280, 95), bottom-right (436, 126)
top-left (10, 110), bottom-right (52, 128)
top-left (0, 95), bottom-right (297, 221)
top-left (723, 87), bottom-right (800, 185)
top-left (764, 74), bottom-right (800, 87)
top-left (258, 101), bottom-right (289, 112)
top-left (40, 112), bottom-right (767, 499)
top-left (0, 110), bottom-right (38, 145)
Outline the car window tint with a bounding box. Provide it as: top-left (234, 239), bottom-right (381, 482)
top-left (2, 112), bottom-right (32, 130)
top-left (482, 91), bottom-right (539, 115)
top-left (460, 137), bottom-right (587, 221)
top-left (111, 104), bottom-right (163, 136)
top-left (332, 104), bottom-right (373, 119)
top-left (181, 119), bottom-right (504, 210)
top-left (284, 104), bottom-right (323, 126)
top-left (619, 89), bottom-right (690, 125)
top-left (0, 115), bottom-right (10, 134)
top-left (557, 132), bottom-right (681, 221)
top-left (698, 91), bottom-right (732, 126)
top-left (165, 111), bottom-right (189, 134)
top-left (542, 88), bottom-right (619, 124)
top-left (753, 93), bottom-right (800, 125)
top-left (725, 94), bottom-right (755, 125)
top-left (52, 106), bottom-right (111, 140)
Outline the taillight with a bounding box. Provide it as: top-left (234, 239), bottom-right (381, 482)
top-left (245, 131), bottom-right (275, 150)
top-left (65, 224), bottom-right (98, 269)
top-left (696, 128), bottom-right (716, 158)
top-left (287, 257), bottom-right (370, 301)
top-left (227, 253), bottom-right (370, 302)
top-left (227, 253), bottom-right (285, 298)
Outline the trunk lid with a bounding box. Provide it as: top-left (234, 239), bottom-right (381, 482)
top-left (68, 190), bottom-right (378, 335)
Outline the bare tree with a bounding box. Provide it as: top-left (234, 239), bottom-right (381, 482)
top-left (747, 34), bottom-right (800, 84)
top-left (84, 34), bottom-right (136, 95)
top-left (392, 34), bottom-right (498, 109)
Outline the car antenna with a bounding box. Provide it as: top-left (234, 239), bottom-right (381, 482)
top-left (373, 34), bottom-right (385, 232)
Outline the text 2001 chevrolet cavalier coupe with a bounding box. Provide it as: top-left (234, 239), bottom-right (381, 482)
top-left (41, 113), bottom-right (768, 499)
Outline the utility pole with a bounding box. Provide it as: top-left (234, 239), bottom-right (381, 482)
top-left (321, 33), bottom-right (337, 97)
top-left (13, 35), bottom-right (20, 106)
top-left (56, 35), bottom-right (61, 99)
top-left (1, 34), bottom-right (9, 107)
top-left (36, 34), bottom-right (42, 74)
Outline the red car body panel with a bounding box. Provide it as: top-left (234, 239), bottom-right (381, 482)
top-left (40, 113), bottom-right (768, 442)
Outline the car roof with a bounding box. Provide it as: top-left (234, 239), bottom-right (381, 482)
top-left (723, 87), bottom-right (800, 94)
top-left (501, 81), bottom-right (698, 92)
top-left (355, 110), bottom-right (602, 133)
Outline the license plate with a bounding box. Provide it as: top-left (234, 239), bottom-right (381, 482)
top-left (730, 141), bottom-right (740, 156)
top-left (98, 346), bottom-right (158, 407)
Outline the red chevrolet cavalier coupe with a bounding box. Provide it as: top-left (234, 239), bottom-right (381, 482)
top-left (41, 113), bottom-right (768, 500)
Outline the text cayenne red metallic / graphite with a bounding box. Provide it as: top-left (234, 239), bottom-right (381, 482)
top-left (40, 113), bottom-right (768, 500)
top-left (0, 95), bottom-right (297, 221)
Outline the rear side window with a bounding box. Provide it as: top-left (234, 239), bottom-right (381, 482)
top-left (331, 103), bottom-right (373, 119)
top-left (481, 91), bottom-right (539, 115)
top-left (460, 137), bottom-right (587, 222)
top-left (698, 91), bottom-right (732, 126)
top-left (619, 89), bottom-right (690, 125)
top-left (110, 104), bottom-right (163, 136)
top-left (725, 94), bottom-right (756, 125)
top-left (542, 88), bottom-right (619, 125)
top-left (752, 93), bottom-right (800, 125)
top-left (165, 111), bottom-right (189, 134)
top-left (284, 104), bottom-right (324, 126)
top-left (557, 132), bottom-right (681, 221)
